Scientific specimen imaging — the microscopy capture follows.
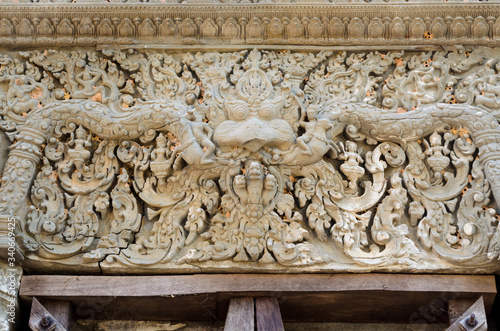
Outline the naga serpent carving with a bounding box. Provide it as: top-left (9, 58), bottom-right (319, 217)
top-left (0, 48), bottom-right (499, 273)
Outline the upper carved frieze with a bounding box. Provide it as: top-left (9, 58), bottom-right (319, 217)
top-left (0, 48), bottom-right (500, 274)
top-left (0, 3), bottom-right (499, 47)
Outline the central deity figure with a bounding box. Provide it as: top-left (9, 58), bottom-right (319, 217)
top-left (213, 57), bottom-right (296, 154)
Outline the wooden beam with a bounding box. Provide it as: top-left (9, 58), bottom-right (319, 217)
top-left (448, 299), bottom-right (477, 325)
top-left (224, 297), bottom-right (254, 331)
top-left (36, 299), bottom-right (72, 330)
top-left (447, 296), bottom-right (487, 331)
top-left (20, 274), bottom-right (497, 323)
top-left (28, 297), bottom-right (67, 331)
top-left (256, 297), bottom-right (284, 331)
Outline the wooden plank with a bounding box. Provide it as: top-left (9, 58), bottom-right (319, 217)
top-left (37, 299), bottom-right (72, 330)
top-left (28, 297), bottom-right (67, 331)
top-left (20, 274), bottom-right (497, 297)
top-left (256, 297), bottom-right (284, 331)
top-left (448, 299), bottom-right (476, 325)
top-left (20, 274), bottom-right (497, 323)
top-left (224, 297), bottom-right (254, 331)
top-left (447, 296), bottom-right (487, 331)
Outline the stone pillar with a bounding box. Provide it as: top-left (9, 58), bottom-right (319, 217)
top-left (0, 128), bottom-right (44, 218)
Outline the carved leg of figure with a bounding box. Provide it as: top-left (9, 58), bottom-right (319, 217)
top-left (200, 143), bottom-right (216, 164)
top-left (0, 260), bottom-right (22, 331)
top-left (296, 135), bottom-right (313, 155)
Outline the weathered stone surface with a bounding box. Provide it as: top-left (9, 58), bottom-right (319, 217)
top-left (0, 261), bottom-right (21, 331)
top-left (0, 48), bottom-right (499, 274)
top-left (0, 3), bottom-right (498, 47)
top-left (0, 131), bottom-right (8, 176)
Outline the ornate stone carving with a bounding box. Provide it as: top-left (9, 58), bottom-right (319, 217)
top-left (0, 4), bottom-right (499, 47)
top-left (0, 48), bottom-right (500, 273)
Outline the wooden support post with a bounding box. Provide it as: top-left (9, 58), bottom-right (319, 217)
top-left (447, 296), bottom-right (487, 331)
top-left (29, 297), bottom-right (70, 331)
top-left (38, 299), bottom-right (72, 330)
top-left (256, 297), bottom-right (284, 331)
top-left (224, 297), bottom-right (254, 331)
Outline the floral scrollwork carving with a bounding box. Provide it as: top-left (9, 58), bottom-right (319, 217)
top-left (0, 48), bottom-right (499, 273)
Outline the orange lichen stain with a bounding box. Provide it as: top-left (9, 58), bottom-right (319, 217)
top-left (468, 174), bottom-right (473, 183)
top-left (397, 107), bottom-right (407, 114)
top-left (166, 132), bottom-right (177, 141)
top-left (122, 103), bottom-right (129, 108)
top-left (127, 79), bottom-right (135, 86)
top-left (423, 31), bottom-right (433, 39)
top-left (91, 92), bottom-right (102, 103)
top-left (395, 58), bottom-right (404, 66)
top-left (458, 127), bottom-right (469, 137)
top-left (417, 139), bottom-right (422, 144)
top-left (231, 146), bottom-right (238, 152)
top-left (448, 95), bottom-right (457, 104)
top-left (450, 127), bottom-right (458, 135)
top-left (461, 187), bottom-right (468, 195)
top-left (225, 212), bottom-right (231, 218)
top-left (241, 167), bottom-right (246, 175)
top-left (203, 146), bottom-right (208, 152)
top-left (411, 106), bottom-right (416, 111)
top-left (22, 113), bottom-right (27, 117)
top-left (64, 91), bottom-right (71, 100)
top-left (289, 176), bottom-right (296, 183)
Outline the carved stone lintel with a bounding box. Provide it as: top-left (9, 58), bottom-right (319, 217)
top-left (0, 48), bottom-right (499, 274)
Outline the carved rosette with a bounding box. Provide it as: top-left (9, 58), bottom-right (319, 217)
top-left (0, 48), bottom-right (499, 273)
